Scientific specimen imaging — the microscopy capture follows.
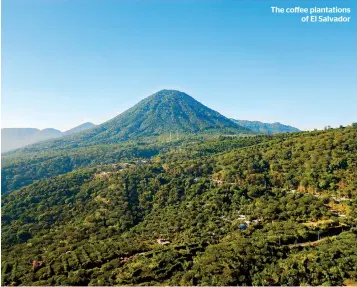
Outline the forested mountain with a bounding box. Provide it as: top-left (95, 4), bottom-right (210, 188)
top-left (2, 125), bottom-right (357, 286)
top-left (1, 123), bottom-right (96, 153)
top-left (102, 89), bottom-right (249, 137)
top-left (231, 119), bottom-right (300, 134)
top-left (9, 90), bottom-right (252, 154)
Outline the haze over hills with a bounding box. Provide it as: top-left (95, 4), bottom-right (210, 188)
top-left (14, 90), bottom-right (253, 153)
top-left (231, 119), bottom-right (300, 134)
top-left (1, 122), bottom-right (96, 153)
top-left (1, 128), bottom-right (62, 153)
top-left (63, 122), bottom-right (96, 136)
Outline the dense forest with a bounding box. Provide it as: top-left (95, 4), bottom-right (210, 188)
top-left (1, 125), bottom-right (357, 286)
top-left (1, 135), bottom-right (271, 194)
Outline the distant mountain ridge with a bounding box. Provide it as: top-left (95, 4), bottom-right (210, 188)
top-left (231, 119), bottom-right (300, 134)
top-left (64, 122), bottom-right (96, 136)
top-left (16, 90), bottom-right (253, 153)
top-left (1, 122), bottom-right (95, 153)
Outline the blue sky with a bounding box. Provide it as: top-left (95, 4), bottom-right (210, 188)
top-left (2, 0), bottom-right (357, 131)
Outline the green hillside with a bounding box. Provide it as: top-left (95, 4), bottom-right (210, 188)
top-left (13, 90), bottom-right (252, 153)
top-left (104, 89), bottom-right (250, 137)
top-left (1, 89), bottom-right (255, 194)
top-left (1, 135), bottom-right (269, 194)
top-left (2, 126), bottom-right (357, 286)
top-left (231, 119), bottom-right (300, 134)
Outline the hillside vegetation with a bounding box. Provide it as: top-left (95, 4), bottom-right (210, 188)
top-left (231, 119), bottom-right (300, 134)
top-left (10, 90), bottom-right (252, 154)
top-left (1, 135), bottom-right (270, 194)
top-left (1, 126), bottom-right (357, 286)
